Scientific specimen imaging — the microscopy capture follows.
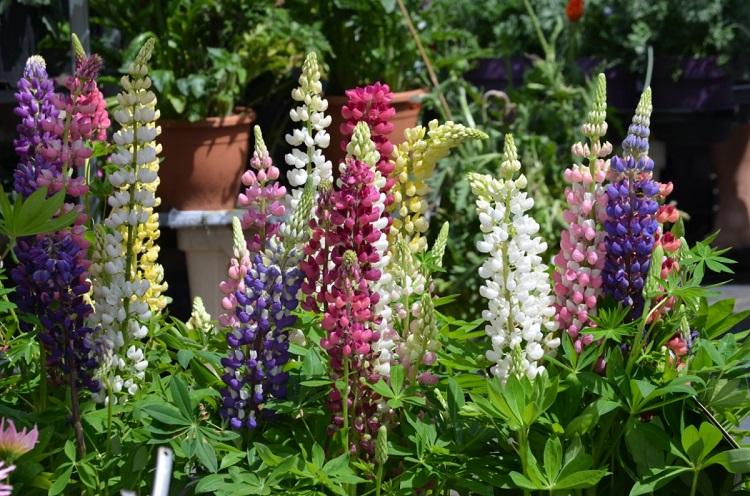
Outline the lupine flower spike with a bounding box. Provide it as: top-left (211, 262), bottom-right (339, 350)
top-left (239, 126), bottom-right (286, 253)
top-left (11, 48), bottom-right (107, 395)
top-left (553, 74), bottom-right (612, 351)
top-left (470, 135), bottom-right (560, 382)
top-left (0, 418), bottom-right (39, 461)
top-left (285, 52), bottom-right (331, 206)
top-left (340, 82), bottom-right (397, 206)
top-left (602, 88), bottom-right (660, 318)
top-left (89, 38), bottom-right (160, 403)
top-left (390, 120), bottom-right (487, 252)
top-left (218, 218), bottom-right (303, 430)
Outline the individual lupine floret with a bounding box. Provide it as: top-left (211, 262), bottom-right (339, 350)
top-left (285, 52), bottom-right (332, 202)
top-left (469, 135), bottom-right (560, 382)
top-left (89, 38), bottom-right (161, 403)
top-left (553, 74), bottom-right (613, 349)
top-left (602, 88), bottom-right (661, 318)
top-left (239, 126), bottom-right (287, 253)
top-left (340, 82), bottom-right (397, 205)
top-left (219, 219), bottom-right (303, 430)
top-left (390, 120), bottom-right (487, 252)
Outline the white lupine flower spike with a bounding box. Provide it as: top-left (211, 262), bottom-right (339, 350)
top-left (469, 134), bottom-right (560, 383)
top-left (285, 52), bottom-right (331, 208)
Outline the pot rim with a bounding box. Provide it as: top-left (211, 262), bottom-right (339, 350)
top-left (160, 107), bottom-right (256, 129)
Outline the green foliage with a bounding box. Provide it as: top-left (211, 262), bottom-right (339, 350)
top-left (88, 0), bottom-right (330, 120)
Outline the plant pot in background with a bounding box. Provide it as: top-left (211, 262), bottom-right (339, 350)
top-left (327, 88), bottom-right (426, 167)
top-left (651, 57), bottom-right (734, 112)
top-left (157, 108), bottom-right (256, 211)
top-left (463, 56), bottom-right (531, 91)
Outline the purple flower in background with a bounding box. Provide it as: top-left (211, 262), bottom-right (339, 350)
top-left (220, 223), bottom-right (303, 430)
top-left (603, 88), bottom-right (659, 317)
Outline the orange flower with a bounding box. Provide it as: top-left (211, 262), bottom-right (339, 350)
top-left (566, 0), bottom-right (584, 22)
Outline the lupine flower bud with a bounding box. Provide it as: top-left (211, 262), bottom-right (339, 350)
top-left (376, 425), bottom-right (388, 465)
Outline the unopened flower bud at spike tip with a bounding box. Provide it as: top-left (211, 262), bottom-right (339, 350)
top-left (71, 33), bottom-right (86, 61)
top-left (376, 425), bottom-right (388, 465)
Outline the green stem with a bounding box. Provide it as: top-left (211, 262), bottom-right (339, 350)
top-left (375, 463), bottom-right (383, 496)
top-left (39, 345), bottom-right (48, 412)
top-left (518, 428), bottom-right (531, 496)
top-left (689, 469), bottom-right (699, 496)
top-left (342, 356), bottom-right (350, 456)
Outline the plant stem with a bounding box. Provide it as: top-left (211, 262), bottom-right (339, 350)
top-left (39, 345), bottom-right (48, 412)
top-left (518, 428), bottom-right (531, 496)
top-left (376, 463), bottom-right (383, 496)
top-left (689, 469), bottom-right (699, 496)
top-left (69, 359), bottom-right (86, 458)
top-left (342, 356), bottom-right (350, 456)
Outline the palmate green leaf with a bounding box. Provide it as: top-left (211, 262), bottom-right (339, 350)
top-left (555, 470), bottom-right (609, 490)
top-left (703, 299), bottom-right (750, 339)
top-left (705, 448), bottom-right (750, 473)
top-left (194, 437), bottom-right (218, 473)
top-left (140, 402), bottom-right (192, 426)
top-left (254, 442), bottom-right (283, 467)
top-left (170, 375), bottom-right (193, 419)
top-left (48, 465), bottom-right (74, 496)
top-left (628, 466), bottom-right (692, 496)
top-left (543, 437), bottom-right (563, 482)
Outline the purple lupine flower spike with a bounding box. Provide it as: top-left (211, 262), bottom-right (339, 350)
top-left (219, 219), bottom-right (303, 430)
top-left (603, 88), bottom-right (660, 317)
top-left (12, 55), bottom-right (60, 197)
top-left (10, 53), bottom-right (107, 394)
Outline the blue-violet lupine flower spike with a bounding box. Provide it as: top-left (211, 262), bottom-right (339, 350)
top-left (603, 88), bottom-right (660, 318)
top-left (220, 227), bottom-right (303, 430)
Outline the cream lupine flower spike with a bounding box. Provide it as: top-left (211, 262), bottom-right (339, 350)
top-left (469, 135), bottom-right (560, 382)
top-left (285, 52), bottom-right (331, 205)
top-left (390, 120), bottom-right (487, 252)
top-left (89, 38), bottom-right (160, 403)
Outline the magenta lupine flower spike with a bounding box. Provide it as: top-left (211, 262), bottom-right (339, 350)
top-left (0, 419), bottom-right (39, 461)
top-left (340, 82), bottom-right (397, 206)
top-left (553, 74), bottom-right (612, 349)
top-left (300, 158), bottom-right (386, 455)
top-left (238, 126), bottom-right (287, 253)
top-left (0, 461), bottom-right (14, 496)
top-left (603, 88), bottom-right (660, 318)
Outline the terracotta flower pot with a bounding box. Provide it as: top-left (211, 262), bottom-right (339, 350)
top-left (327, 88), bottom-right (426, 167)
top-left (157, 108), bottom-right (256, 211)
